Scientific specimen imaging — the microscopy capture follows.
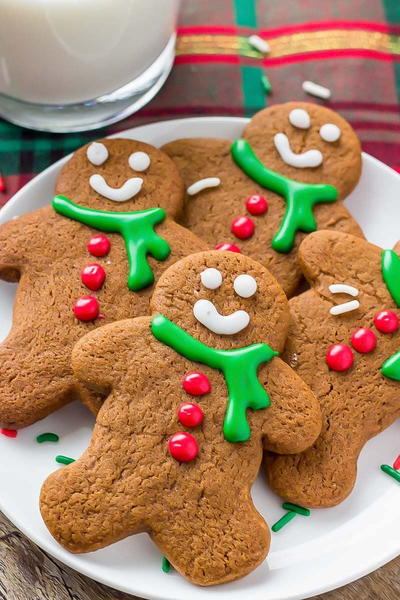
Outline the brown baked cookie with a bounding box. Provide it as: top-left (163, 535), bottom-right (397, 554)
top-left (266, 230), bottom-right (400, 508)
top-left (163, 102), bottom-right (363, 297)
top-left (0, 139), bottom-right (207, 428)
top-left (40, 250), bottom-right (321, 586)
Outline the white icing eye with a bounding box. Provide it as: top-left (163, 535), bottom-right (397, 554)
top-left (320, 123), bottom-right (341, 143)
top-left (128, 151), bottom-right (151, 172)
top-left (87, 142), bottom-right (109, 166)
top-left (200, 268), bottom-right (222, 290)
top-left (233, 274), bottom-right (257, 298)
top-left (288, 108), bottom-right (311, 129)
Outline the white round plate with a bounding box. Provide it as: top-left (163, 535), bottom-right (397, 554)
top-left (0, 117), bottom-right (399, 600)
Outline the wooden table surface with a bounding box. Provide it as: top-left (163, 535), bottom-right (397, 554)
top-left (1, 511), bottom-right (398, 600)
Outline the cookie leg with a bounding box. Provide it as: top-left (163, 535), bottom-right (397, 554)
top-left (40, 452), bottom-right (148, 553)
top-left (265, 429), bottom-right (360, 508)
top-left (149, 495), bottom-right (270, 586)
top-left (0, 335), bottom-right (76, 428)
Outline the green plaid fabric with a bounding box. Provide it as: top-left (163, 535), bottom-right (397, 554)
top-left (0, 0), bottom-right (399, 206)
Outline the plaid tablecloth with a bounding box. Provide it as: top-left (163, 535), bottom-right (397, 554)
top-left (0, 0), bottom-right (399, 205)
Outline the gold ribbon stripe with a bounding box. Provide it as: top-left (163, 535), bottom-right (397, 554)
top-left (176, 30), bottom-right (400, 58)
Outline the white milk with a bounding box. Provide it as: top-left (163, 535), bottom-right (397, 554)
top-left (0, 0), bottom-right (179, 105)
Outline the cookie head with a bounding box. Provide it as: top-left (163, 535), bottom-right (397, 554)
top-left (55, 138), bottom-right (184, 216)
top-left (298, 230), bottom-right (400, 381)
top-left (243, 102), bottom-right (361, 197)
top-left (151, 250), bottom-right (289, 350)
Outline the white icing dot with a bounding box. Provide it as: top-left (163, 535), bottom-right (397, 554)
top-left (128, 151), bottom-right (151, 172)
top-left (86, 142), bottom-right (109, 166)
top-left (320, 123), bottom-right (341, 143)
top-left (233, 274), bottom-right (257, 298)
top-left (200, 268), bottom-right (222, 290)
top-left (288, 108), bottom-right (311, 129)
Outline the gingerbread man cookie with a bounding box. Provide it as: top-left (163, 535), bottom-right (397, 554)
top-left (266, 231), bottom-right (400, 508)
top-left (163, 102), bottom-right (363, 296)
top-left (40, 250), bottom-right (321, 586)
top-left (0, 139), bottom-right (206, 428)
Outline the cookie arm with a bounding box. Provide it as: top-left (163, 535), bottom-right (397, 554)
top-left (72, 317), bottom-right (151, 394)
top-left (0, 216), bottom-right (29, 280)
top-left (259, 357), bottom-right (321, 454)
top-left (0, 207), bottom-right (54, 280)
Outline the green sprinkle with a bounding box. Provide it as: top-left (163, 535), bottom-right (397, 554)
top-left (381, 464), bottom-right (400, 483)
top-left (282, 502), bottom-right (310, 516)
top-left (272, 502), bottom-right (310, 532)
top-left (55, 455), bottom-right (75, 465)
top-left (162, 556), bottom-right (171, 573)
top-left (36, 432), bottom-right (59, 444)
top-left (261, 73), bottom-right (272, 94)
top-left (272, 511), bottom-right (297, 532)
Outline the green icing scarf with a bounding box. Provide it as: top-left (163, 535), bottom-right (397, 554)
top-left (53, 195), bottom-right (170, 291)
top-left (381, 249), bottom-right (400, 381)
top-left (151, 314), bottom-right (278, 442)
top-left (231, 139), bottom-right (338, 253)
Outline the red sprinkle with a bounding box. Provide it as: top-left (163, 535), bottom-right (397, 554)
top-left (168, 432), bottom-right (199, 462)
top-left (73, 296), bottom-right (99, 321)
top-left (87, 234), bottom-right (110, 257)
top-left (0, 173), bottom-right (6, 193)
top-left (326, 344), bottom-right (354, 371)
top-left (178, 403), bottom-right (204, 428)
top-left (351, 328), bottom-right (377, 353)
top-left (246, 194), bottom-right (268, 216)
top-left (215, 243), bottom-right (241, 253)
top-left (1, 428), bottom-right (17, 438)
top-left (393, 455), bottom-right (400, 471)
top-left (231, 216), bottom-right (255, 240)
top-left (374, 310), bottom-right (399, 334)
top-left (182, 372), bottom-right (211, 396)
top-left (81, 263), bottom-right (106, 291)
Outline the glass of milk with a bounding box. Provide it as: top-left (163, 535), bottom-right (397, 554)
top-left (0, 0), bottom-right (180, 132)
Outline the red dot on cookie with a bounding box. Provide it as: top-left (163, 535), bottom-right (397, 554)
top-left (231, 216), bottom-right (255, 240)
top-left (81, 264), bottom-right (106, 291)
top-left (0, 428), bottom-right (17, 438)
top-left (168, 432), bottom-right (199, 462)
top-left (246, 194), bottom-right (268, 216)
top-left (182, 372), bottom-right (211, 396)
top-left (87, 234), bottom-right (110, 257)
top-left (215, 243), bottom-right (241, 253)
top-left (73, 296), bottom-right (99, 321)
top-left (351, 328), bottom-right (377, 353)
top-left (326, 344), bottom-right (354, 371)
top-left (178, 403), bottom-right (204, 428)
top-left (374, 310), bottom-right (399, 334)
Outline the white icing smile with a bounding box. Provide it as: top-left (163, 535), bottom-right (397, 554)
top-left (89, 174), bottom-right (143, 202)
top-left (274, 132), bottom-right (323, 168)
top-left (193, 299), bottom-right (249, 335)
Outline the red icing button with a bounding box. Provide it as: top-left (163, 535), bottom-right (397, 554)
top-left (81, 264), bottom-right (106, 291)
top-left (178, 403), bottom-right (204, 427)
top-left (351, 328), bottom-right (377, 353)
top-left (246, 194), bottom-right (268, 216)
top-left (0, 428), bottom-right (17, 438)
top-left (326, 344), bottom-right (354, 371)
top-left (182, 372), bottom-right (211, 396)
top-left (231, 216), bottom-right (255, 240)
top-left (87, 234), bottom-right (110, 257)
top-left (374, 310), bottom-right (399, 334)
top-left (393, 455), bottom-right (400, 471)
top-left (168, 432), bottom-right (199, 462)
top-left (215, 243), bottom-right (241, 253)
top-left (73, 296), bottom-right (99, 321)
